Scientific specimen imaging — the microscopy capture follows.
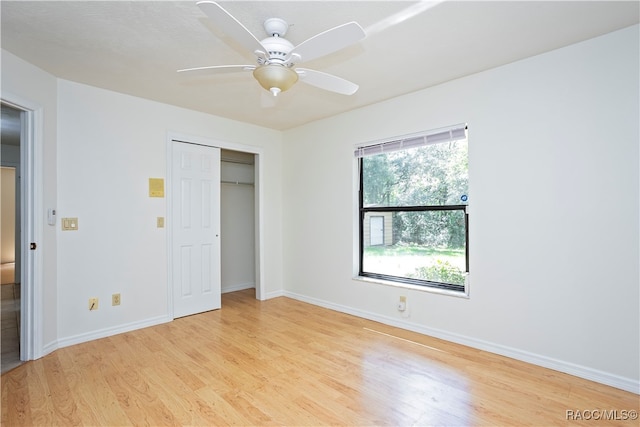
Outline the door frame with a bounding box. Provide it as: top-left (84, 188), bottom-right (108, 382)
top-left (166, 132), bottom-right (265, 318)
top-left (2, 94), bottom-right (43, 361)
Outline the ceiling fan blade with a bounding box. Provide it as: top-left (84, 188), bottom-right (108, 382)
top-left (364, 1), bottom-right (443, 37)
top-left (177, 65), bottom-right (255, 75)
top-left (296, 68), bottom-right (359, 95)
top-left (290, 22), bottom-right (365, 63)
top-left (197, 1), bottom-right (268, 58)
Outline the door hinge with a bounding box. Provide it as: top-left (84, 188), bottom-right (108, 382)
top-left (30, 242), bottom-right (37, 250)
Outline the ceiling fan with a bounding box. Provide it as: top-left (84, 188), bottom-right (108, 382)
top-left (178, 1), bottom-right (366, 97)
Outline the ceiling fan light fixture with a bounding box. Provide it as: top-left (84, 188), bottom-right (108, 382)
top-left (182, 2), bottom-right (364, 98)
top-left (253, 64), bottom-right (298, 96)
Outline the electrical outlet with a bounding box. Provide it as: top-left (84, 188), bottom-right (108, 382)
top-left (89, 298), bottom-right (99, 311)
top-left (112, 293), bottom-right (121, 306)
top-left (397, 295), bottom-right (407, 312)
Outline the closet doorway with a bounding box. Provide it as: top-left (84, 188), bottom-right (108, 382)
top-left (167, 133), bottom-right (264, 317)
top-left (220, 149), bottom-right (256, 294)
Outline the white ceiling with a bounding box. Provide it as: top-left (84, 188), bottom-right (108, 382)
top-left (2, 1), bottom-right (638, 130)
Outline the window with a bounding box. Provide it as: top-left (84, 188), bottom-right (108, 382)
top-left (355, 124), bottom-right (468, 293)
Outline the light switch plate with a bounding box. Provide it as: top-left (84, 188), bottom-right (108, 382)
top-left (157, 217), bottom-right (165, 228)
top-left (61, 217), bottom-right (78, 231)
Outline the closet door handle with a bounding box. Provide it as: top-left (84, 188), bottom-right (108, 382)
top-left (30, 242), bottom-right (37, 250)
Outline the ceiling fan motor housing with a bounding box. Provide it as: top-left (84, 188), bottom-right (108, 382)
top-left (261, 18), bottom-right (295, 63)
top-left (261, 36), bottom-right (294, 62)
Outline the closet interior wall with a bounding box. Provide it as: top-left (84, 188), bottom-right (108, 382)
top-left (220, 149), bottom-right (256, 294)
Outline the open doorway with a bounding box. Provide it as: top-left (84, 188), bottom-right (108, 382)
top-left (1, 103), bottom-right (23, 373)
top-left (220, 149), bottom-right (256, 295)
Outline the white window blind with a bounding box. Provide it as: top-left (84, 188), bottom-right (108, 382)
top-left (354, 124), bottom-right (467, 158)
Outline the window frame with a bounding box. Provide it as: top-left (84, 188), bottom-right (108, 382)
top-left (355, 126), bottom-right (469, 295)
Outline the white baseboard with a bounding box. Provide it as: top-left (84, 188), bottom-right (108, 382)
top-left (262, 289), bottom-right (285, 300)
top-left (41, 289), bottom-right (283, 356)
top-left (41, 340), bottom-right (59, 358)
top-left (222, 282), bottom-right (255, 294)
top-left (283, 291), bottom-right (639, 395)
top-left (54, 315), bottom-right (172, 351)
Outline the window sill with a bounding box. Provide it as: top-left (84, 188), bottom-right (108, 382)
top-left (352, 275), bottom-right (470, 299)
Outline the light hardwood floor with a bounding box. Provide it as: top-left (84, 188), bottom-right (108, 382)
top-left (1, 281), bottom-right (22, 374)
top-left (2, 289), bottom-right (638, 426)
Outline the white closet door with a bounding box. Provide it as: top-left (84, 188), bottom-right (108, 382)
top-left (172, 142), bottom-right (221, 318)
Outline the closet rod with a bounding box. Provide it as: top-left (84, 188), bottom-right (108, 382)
top-left (221, 158), bottom-right (254, 166)
top-left (221, 180), bottom-right (254, 186)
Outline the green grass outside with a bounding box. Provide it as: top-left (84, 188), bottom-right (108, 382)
top-left (363, 244), bottom-right (465, 281)
top-left (365, 245), bottom-right (463, 258)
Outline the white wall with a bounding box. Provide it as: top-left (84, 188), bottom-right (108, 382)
top-left (1, 167), bottom-right (16, 264)
top-left (1, 50), bottom-right (59, 352)
top-left (221, 159), bottom-right (256, 293)
top-left (56, 79), bottom-right (283, 344)
top-left (0, 145), bottom-right (20, 273)
top-left (282, 25), bottom-right (639, 391)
